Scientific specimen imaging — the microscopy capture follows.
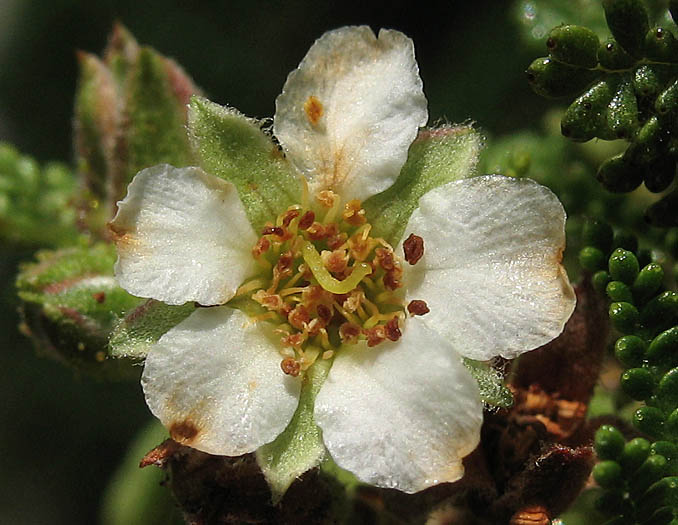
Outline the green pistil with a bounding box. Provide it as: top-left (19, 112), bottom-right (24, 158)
top-left (301, 241), bottom-right (372, 294)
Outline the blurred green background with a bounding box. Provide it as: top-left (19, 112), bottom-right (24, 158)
top-left (0, 1), bottom-right (581, 523)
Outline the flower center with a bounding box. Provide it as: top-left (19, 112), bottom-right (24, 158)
top-left (236, 183), bottom-right (428, 376)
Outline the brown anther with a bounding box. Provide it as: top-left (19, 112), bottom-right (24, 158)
top-left (385, 317), bottom-right (402, 342)
top-left (316, 190), bottom-right (338, 208)
top-left (282, 209), bottom-right (300, 227)
top-left (252, 237), bottom-right (270, 258)
top-left (339, 322), bottom-right (362, 344)
top-left (403, 233), bottom-right (424, 265)
top-left (364, 325), bottom-right (386, 347)
top-left (252, 290), bottom-right (284, 311)
top-left (374, 247), bottom-right (395, 271)
top-left (92, 291), bottom-right (106, 303)
top-left (322, 249), bottom-right (349, 274)
top-left (288, 305), bottom-right (311, 330)
top-left (306, 222), bottom-right (325, 240)
top-left (298, 211), bottom-right (315, 230)
top-left (342, 199), bottom-right (366, 226)
top-left (276, 251), bottom-right (294, 273)
top-left (407, 299), bottom-right (430, 316)
top-left (281, 358), bottom-right (301, 377)
top-left (383, 268), bottom-right (403, 290)
top-left (262, 226), bottom-right (285, 237)
top-left (281, 332), bottom-right (306, 348)
top-left (317, 303), bottom-right (333, 324)
top-left (327, 232), bottom-right (348, 250)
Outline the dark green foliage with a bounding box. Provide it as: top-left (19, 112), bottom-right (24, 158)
top-left (529, 0), bottom-right (678, 215)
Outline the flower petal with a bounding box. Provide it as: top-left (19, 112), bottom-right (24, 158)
top-left (314, 319), bottom-right (483, 493)
top-left (142, 306), bottom-right (301, 456)
top-left (274, 26), bottom-right (428, 202)
top-left (402, 175), bottom-right (576, 361)
top-left (110, 164), bottom-right (257, 306)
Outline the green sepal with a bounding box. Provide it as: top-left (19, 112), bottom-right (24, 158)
top-left (17, 243), bottom-right (144, 379)
top-left (526, 57), bottom-right (598, 98)
top-left (562, 78), bottom-right (617, 141)
top-left (0, 143), bottom-right (79, 248)
top-left (104, 22), bottom-right (141, 89)
top-left (547, 24), bottom-right (600, 68)
top-left (463, 358), bottom-right (513, 408)
top-left (123, 47), bottom-right (194, 196)
top-left (188, 95), bottom-right (300, 231)
top-left (109, 299), bottom-right (196, 361)
top-left (256, 357), bottom-right (332, 503)
top-left (605, 78), bottom-right (638, 140)
top-left (364, 125), bottom-right (482, 245)
top-left (598, 38), bottom-right (636, 70)
top-left (602, 0), bottom-right (649, 58)
top-left (645, 27), bottom-right (678, 63)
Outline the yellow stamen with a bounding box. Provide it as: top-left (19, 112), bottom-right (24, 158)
top-left (234, 278), bottom-right (266, 297)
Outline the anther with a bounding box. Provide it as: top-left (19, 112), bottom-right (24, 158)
top-left (385, 317), bottom-right (402, 342)
top-left (403, 233), bottom-right (424, 265)
top-left (342, 199), bottom-right (366, 226)
top-left (407, 299), bottom-right (430, 316)
top-left (262, 226), bottom-right (285, 237)
top-left (339, 322), bottom-right (361, 344)
top-left (281, 358), bottom-right (301, 377)
top-left (298, 211), bottom-right (315, 230)
top-left (282, 209), bottom-right (300, 227)
top-left (317, 303), bottom-right (333, 323)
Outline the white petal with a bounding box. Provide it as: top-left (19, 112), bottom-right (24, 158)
top-left (142, 306), bottom-right (301, 456)
top-left (274, 26), bottom-right (428, 202)
top-left (110, 164), bottom-right (257, 306)
top-left (314, 319), bottom-right (482, 493)
top-left (402, 175), bottom-right (576, 361)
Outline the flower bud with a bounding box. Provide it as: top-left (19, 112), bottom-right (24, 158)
top-left (621, 437), bottom-right (651, 473)
top-left (615, 335), bottom-right (647, 368)
top-left (596, 154), bottom-right (643, 193)
top-left (561, 79), bottom-right (616, 141)
top-left (595, 425), bottom-right (626, 460)
top-left (609, 301), bottom-right (639, 333)
top-left (620, 367), bottom-right (654, 400)
top-left (633, 262), bottom-right (664, 300)
top-left (645, 27), bottom-right (678, 63)
top-left (633, 406), bottom-right (665, 438)
top-left (657, 367), bottom-right (678, 412)
top-left (593, 460), bottom-right (623, 488)
top-left (609, 248), bottom-right (639, 284)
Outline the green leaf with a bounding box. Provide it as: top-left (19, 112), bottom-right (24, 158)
top-left (100, 420), bottom-right (183, 525)
top-left (109, 299), bottom-right (195, 360)
top-left (17, 243), bottom-right (144, 379)
top-left (256, 357), bottom-right (332, 503)
top-left (188, 95), bottom-right (300, 231)
top-left (463, 358), bottom-right (513, 408)
top-left (364, 125), bottom-right (482, 245)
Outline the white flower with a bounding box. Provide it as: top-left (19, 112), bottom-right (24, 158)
top-left (110, 26), bottom-right (576, 493)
